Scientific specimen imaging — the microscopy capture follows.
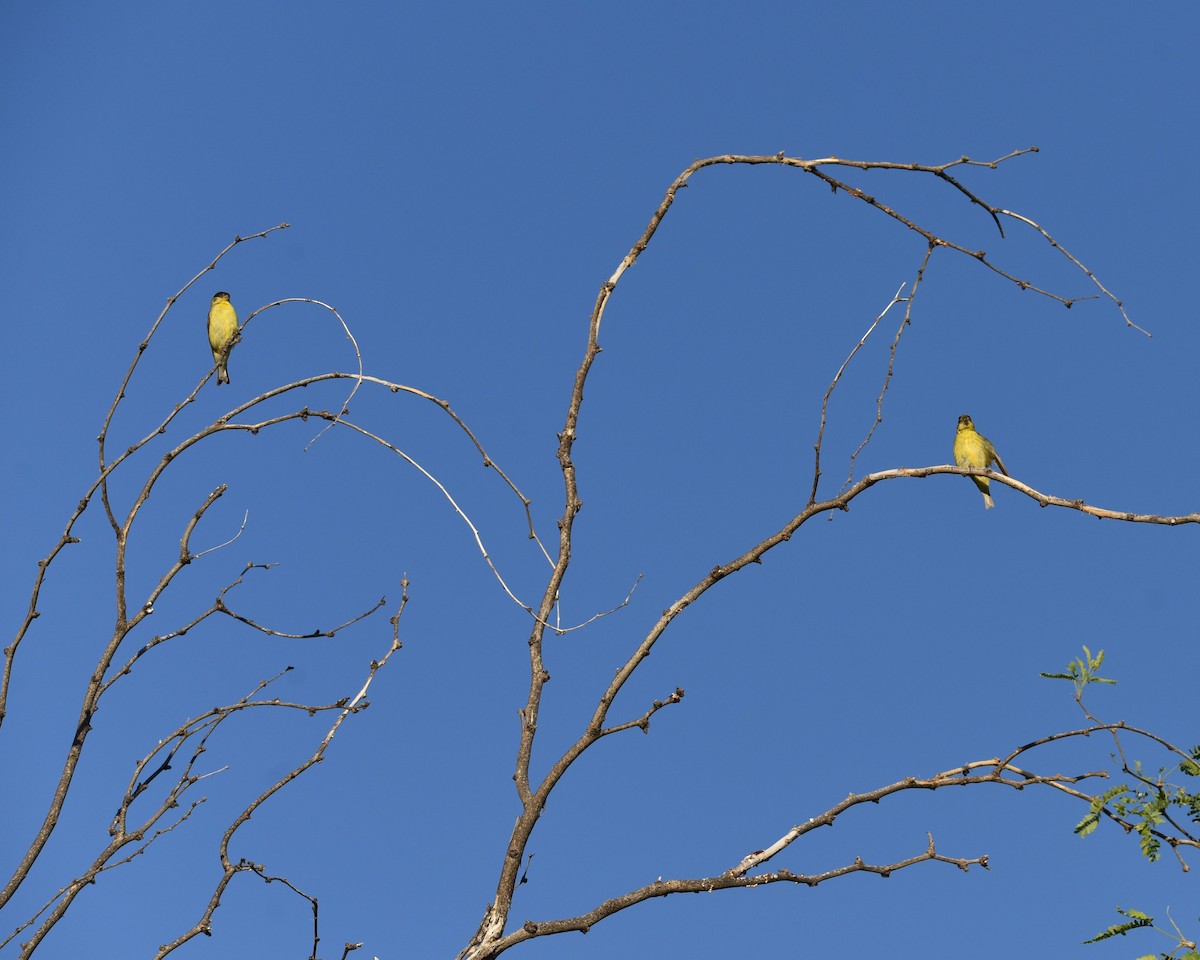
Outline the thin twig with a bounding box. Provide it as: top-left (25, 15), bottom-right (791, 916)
top-left (837, 242), bottom-right (936, 497)
top-left (809, 282), bottom-right (907, 505)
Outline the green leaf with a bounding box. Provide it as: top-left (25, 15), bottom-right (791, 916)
top-left (1084, 916), bottom-right (1154, 943)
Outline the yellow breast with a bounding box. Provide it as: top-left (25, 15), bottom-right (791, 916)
top-left (208, 301), bottom-right (238, 352)
top-left (953, 430), bottom-right (988, 471)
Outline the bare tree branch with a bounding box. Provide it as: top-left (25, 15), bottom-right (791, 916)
top-left (7, 148), bottom-right (1181, 959)
top-left (461, 150), bottom-right (1164, 958)
top-left (151, 582), bottom-right (407, 959)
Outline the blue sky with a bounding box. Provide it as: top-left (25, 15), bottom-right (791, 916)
top-left (2, 3), bottom-right (1196, 958)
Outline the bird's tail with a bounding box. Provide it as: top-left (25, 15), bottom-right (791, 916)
top-left (983, 493), bottom-right (995, 509)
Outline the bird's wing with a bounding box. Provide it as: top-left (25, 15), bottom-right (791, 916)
top-left (991, 449), bottom-right (1009, 476)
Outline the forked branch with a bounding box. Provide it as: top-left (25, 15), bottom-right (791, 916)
top-left (469, 149), bottom-right (1159, 958)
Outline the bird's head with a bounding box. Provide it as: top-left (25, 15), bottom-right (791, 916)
top-left (212, 291), bottom-right (231, 304)
top-left (957, 414), bottom-right (975, 432)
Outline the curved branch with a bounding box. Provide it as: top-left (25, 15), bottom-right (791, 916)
top-left (474, 148), bottom-right (1147, 954)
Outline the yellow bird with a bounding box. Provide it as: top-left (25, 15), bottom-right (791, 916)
top-left (953, 414), bottom-right (1008, 509)
top-left (207, 292), bottom-right (239, 385)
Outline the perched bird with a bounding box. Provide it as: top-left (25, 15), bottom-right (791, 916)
top-left (953, 414), bottom-right (1008, 509)
top-left (207, 291), bottom-right (239, 385)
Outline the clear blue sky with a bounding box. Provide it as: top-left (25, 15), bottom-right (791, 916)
top-left (2, 3), bottom-right (1196, 958)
